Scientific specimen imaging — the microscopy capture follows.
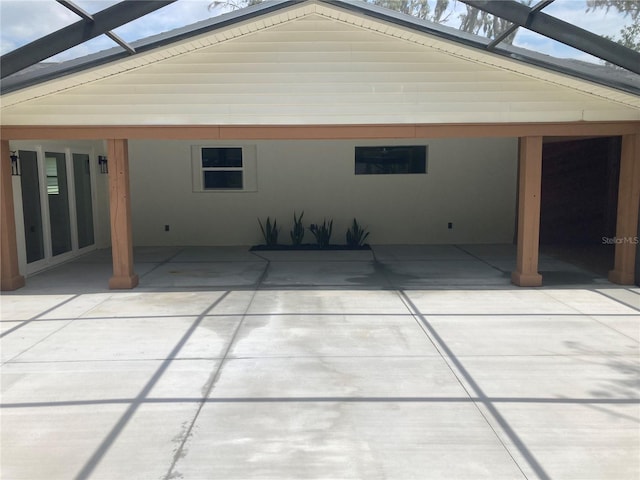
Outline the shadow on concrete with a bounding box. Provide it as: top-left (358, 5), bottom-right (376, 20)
top-left (2, 244), bottom-right (623, 296)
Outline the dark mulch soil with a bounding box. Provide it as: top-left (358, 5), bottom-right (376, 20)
top-left (250, 244), bottom-right (371, 251)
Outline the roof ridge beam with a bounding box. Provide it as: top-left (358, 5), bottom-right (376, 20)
top-left (0, 0), bottom-right (177, 79)
top-left (459, 0), bottom-right (640, 74)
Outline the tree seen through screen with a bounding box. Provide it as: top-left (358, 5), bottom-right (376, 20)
top-left (209, 0), bottom-right (640, 50)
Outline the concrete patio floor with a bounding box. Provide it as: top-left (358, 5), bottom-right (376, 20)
top-left (1, 245), bottom-right (639, 479)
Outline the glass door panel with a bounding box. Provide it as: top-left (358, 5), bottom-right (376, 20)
top-left (45, 152), bottom-right (72, 256)
top-left (19, 150), bottom-right (45, 264)
top-left (73, 153), bottom-right (95, 248)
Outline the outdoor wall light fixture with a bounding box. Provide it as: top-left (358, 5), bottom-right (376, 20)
top-left (98, 155), bottom-right (108, 174)
top-left (10, 151), bottom-right (21, 176)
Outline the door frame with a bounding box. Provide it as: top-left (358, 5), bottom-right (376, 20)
top-left (14, 143), bottom-right (99, 276)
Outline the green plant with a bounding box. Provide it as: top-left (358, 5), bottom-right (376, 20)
top-left (346, 218), bottom-right (370, 247)
top-left (309, 219), bottom-right (333, 248)
top-left (258, 217), bottom-right (279, 245)
top-left (290, 211), bottom-right (305, 245)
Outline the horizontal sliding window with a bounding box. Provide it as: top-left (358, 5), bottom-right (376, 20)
top-left (355, 146), bottom-right (427, 175)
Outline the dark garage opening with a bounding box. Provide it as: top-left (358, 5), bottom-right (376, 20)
top-left (539, 136), bottom-right (621, 280)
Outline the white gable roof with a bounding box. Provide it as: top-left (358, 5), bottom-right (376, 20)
top-left (1, 0), bottom-right (638, 126)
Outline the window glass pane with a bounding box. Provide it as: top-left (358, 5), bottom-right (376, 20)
top-left (19, 150), bottom-right (45, 264)
top-left (355, 146), bottom-right (427, 174)
top-left (45, 156), bottom-right (60, 194)
top-left (45, 151), bottom-right (72, 256)
top-left (204, 171), bottom-right (243, 189)
top-left (202, 147), bottom-right (242, 168)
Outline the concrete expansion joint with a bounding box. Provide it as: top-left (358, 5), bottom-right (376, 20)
top-left (1, 294), bottom-right (81, 363)
top-left (138, 247), bottom-right (188, 281)
top-left (395, 291), bottom-right (543, 480)
top-left (454, 244), bottom-right (508, 274)
top-left (163, 260), bottom-right (270, 480)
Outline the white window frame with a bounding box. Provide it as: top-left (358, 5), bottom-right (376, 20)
top-left (191, 145), bottom-right (257, 192)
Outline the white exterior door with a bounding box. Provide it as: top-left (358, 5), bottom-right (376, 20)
top-left (17, 146), bottom-right (97, 275)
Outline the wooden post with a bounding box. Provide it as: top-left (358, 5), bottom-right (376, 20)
top-left (512, 136), bottom-right (543, 287)
top-left (107, 139), bottom-right (138, 289)
top-left (1, 140), bottom-right (26, 291)
top-left (608, 134), bottom-right (640, 285)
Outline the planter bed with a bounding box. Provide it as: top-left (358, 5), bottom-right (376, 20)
top-left (250, 244), bottom-right (371, 251)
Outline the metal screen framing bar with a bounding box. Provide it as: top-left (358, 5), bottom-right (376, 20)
top-left (1, 0), bottom-right (177, 79)
top-left (460, 0), bottom-right (640, 74)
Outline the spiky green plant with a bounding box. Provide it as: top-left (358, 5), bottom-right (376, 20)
top-left (309, 219), bottom-right (333, 248)
top-left (258, 217), bottom-right (279, 246)
top-left (346, 218), bottom-right (370, 247)
top-left (290, 211), bottom-right (305, 245)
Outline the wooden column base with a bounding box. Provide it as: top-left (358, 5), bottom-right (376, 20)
top-left (109, 274), bottom-right (139, 290)
top-left (511, 271), bottom-right (543, 287)
top-left (608, 269), bottom-right (635, 285)
top-left (1, 274), bottom-right (26, 291)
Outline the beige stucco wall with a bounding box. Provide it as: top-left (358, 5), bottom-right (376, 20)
top-left (128, 137), bottom-right (518, 246)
